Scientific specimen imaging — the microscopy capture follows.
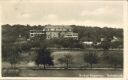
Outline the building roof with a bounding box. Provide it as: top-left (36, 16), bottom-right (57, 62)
top-left (45, 25), bottom-right (72, 29)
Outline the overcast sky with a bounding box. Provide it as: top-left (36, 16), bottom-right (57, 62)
top-left (0, 0), bottom-right (126, 28)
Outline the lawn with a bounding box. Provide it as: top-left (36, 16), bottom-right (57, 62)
top-left (2, 50), bottom-right (123, 68)
top-left (51, 50), bottom-right (123, 68)
top-left (2, 69), bottom-right (123, 77)
top-left (2, 49), bottom-right (123, 77)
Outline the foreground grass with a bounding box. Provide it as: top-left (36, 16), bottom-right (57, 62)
top-left (2, 68), bottom-right (123, 77)
top-left (2, 49), bottom-right (123, 77)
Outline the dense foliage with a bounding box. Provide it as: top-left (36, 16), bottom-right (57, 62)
top-left (35, 48), bottom-right (54, 69)
top-left (84, 51), bottom-right (98, 68)
top-left (71, 25), bottom-right (123, 42)
top-left (58, 53), bottom-right (73, 69)
top-left (102, 51), bottom-right (123, 68)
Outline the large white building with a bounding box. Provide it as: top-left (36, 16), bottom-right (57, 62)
top-left (29, 25), bottom-right (78, 40)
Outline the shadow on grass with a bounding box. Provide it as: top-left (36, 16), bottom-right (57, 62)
top-left (2, 68), bottom-right (21, 77)
top-left (2, 67), bottom-right (123, 77)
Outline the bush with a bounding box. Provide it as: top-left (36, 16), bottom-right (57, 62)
top-left (102, 51), bottom-right (123, 68)
top-left (2, 68), bottom-right (21, 77)
top-left (84, 51), bottom-right (99, 68)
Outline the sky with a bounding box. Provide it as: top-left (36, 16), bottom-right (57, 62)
top-left (0, 0), bottom-right (126, 28)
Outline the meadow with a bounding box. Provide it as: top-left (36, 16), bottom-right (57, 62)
top-left (2, 49), bottom-right (123, 77)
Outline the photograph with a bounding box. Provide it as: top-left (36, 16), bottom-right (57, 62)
top-left (0, 0), bottom-right (125, 78)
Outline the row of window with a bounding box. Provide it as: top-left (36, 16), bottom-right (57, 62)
top-left (30, 34), bottom-right (45, 37)
top-left (65, 33), bottom-right (78, 36)
top-left (30, 30), bottom-right (44, 33)
top-left (47, 35), bottom-right (57, 38)
top-left (30, 33), bottom-right (78, 37)
top-left (30, 28), bottom-right (72, 33)
top-left (30, 34), bottom-right (78, 40)
top-left (45, 28), bottom-right (72, 31)
top-left (66, 34), bottom-right (78, 36)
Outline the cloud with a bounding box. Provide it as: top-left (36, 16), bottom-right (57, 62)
top-left (39, 14), bottom-right (59, 25)
top-left (47, 14), bottom-right (58, 20)
top-left (91, 7), bottom-right (106, 15)
top-left (43, 14), bottom-right (59, 22)
top-left (20, 13), bottom-right (31, 18)
top-left (79, 6), bottom-right (123, 27)
top-left (80, 7), bottom-right (111, 17)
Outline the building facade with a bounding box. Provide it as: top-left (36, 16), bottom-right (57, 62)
top-left (29, 25), bottom-right (78, 40)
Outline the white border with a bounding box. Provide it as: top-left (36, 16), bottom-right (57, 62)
top-left (0, 0), bottom-right (127, 80)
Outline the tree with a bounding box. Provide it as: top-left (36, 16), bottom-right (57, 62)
top-left (35, 47), bottom-right (54, 69)
top-left (103, 52), bottom-right (123, 68)
top-left (111, 40), bottom-right (123, 49)
top-left (100, 39), bottom-right (111, 50)
top-left (84, 51), bottom-right (98, 68)
top-left (58, 53), bottom-right (73, 69)
top-left (6, 46), bottom-right (21, 68)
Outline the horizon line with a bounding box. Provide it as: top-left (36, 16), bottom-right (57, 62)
top-left (1, 24), bottom-right (123, 29)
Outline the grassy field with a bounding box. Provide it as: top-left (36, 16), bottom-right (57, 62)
top-left (2, 69), bottom-right (122, 77)
top-left (51, 50), bottom-right (123, 67)
top-left (2, 49), bottom-right (123, 68)
top-left (2, 49), bottom-right (123, 77)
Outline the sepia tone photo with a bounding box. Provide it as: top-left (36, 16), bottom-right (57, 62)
top-left (0, 0), bottom-right (125, 78)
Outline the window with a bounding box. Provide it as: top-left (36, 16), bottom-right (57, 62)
top-left (43, 29), bottom-right (45, 31)
top-left (69, 29), bottom-right (72, 31)
top-left (41, 31), bottom-right (43, 33)
top-left (30, 34), bottom-right (34, 37)
top-left (51, 28), bottom-right (54, 31)
top-left (30, 31), bottom-right (34, 33)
